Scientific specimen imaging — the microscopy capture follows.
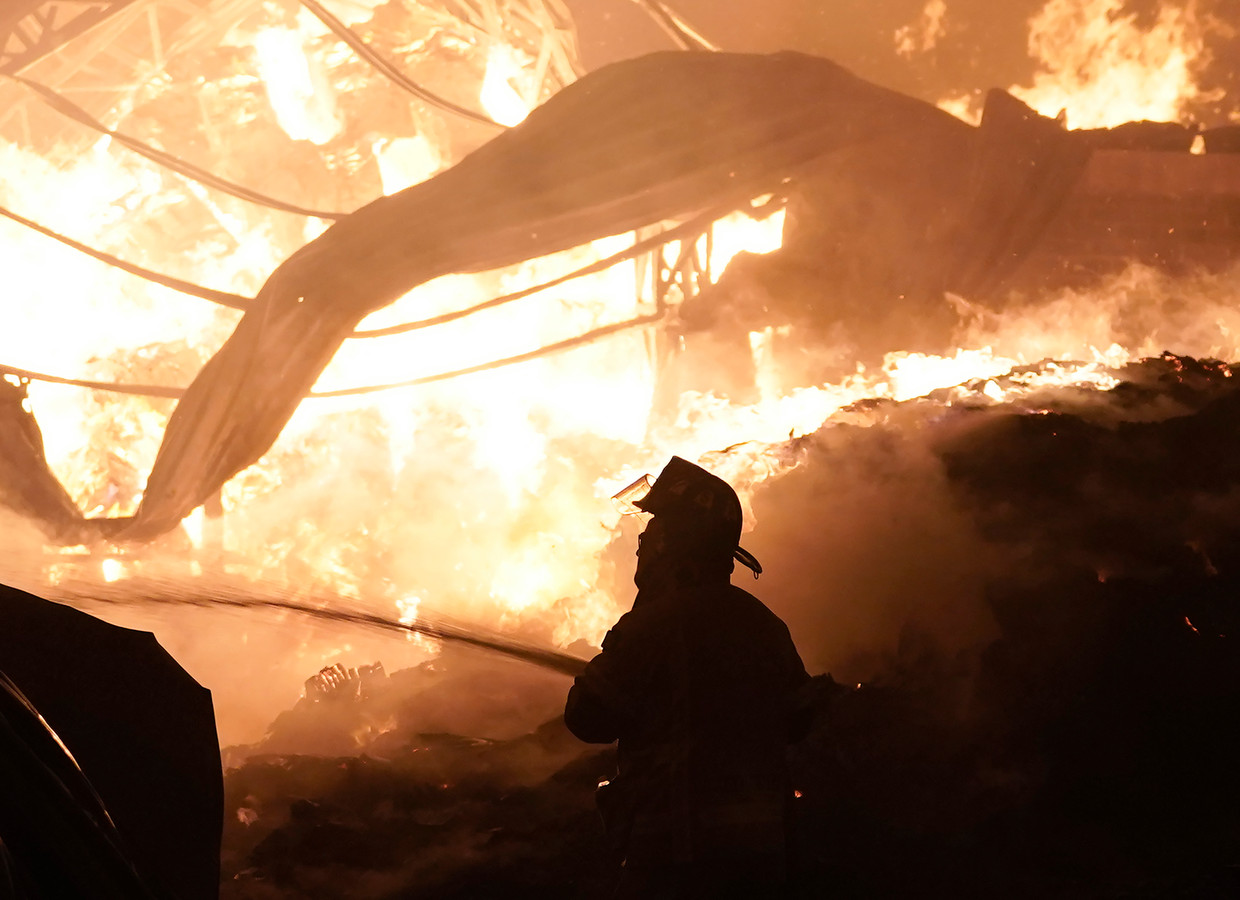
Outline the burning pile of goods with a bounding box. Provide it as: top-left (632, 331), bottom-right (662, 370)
top-left (2, 0), bottom-right (1240, 897)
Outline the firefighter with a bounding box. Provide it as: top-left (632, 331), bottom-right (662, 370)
top-left (565, 456), bottom-right (811, 898)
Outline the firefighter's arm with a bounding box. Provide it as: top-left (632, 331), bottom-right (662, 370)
top-left (781, 627), bottom-right (816, 743)
top-left (563, 614), bottom-right (642, 743)
top-left (564, 677), bottom-right (620, 743)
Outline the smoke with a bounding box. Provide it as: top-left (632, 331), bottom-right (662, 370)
top-left (705, 261), bottom-right (1240, 684)
top-left (744, 420), bottom-right (1005, 680)
top-left (956, 262), bottom-right (1240, 366)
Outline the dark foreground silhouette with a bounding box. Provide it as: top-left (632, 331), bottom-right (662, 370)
top-left (0, 584), bottom-right (222, 899)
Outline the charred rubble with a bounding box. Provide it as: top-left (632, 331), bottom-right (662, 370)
top-left (216, 352), bottom-right (1240, 899)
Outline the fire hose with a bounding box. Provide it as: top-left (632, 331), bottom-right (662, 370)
top-left (49, 580), bottom-right (590, 677)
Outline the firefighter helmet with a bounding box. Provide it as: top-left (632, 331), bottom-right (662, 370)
top-left (614, 456), bottom-right (761, 577)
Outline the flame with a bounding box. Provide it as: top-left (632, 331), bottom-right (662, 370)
top-left (709, 208), bottom-right (786, 268)
top-left (4, 5), bottom-right (1238, 746)
top-left (0, 140), bottom-right (247, 521)
top-left (480, 44), bottom-right (533, 126)
top-left (937, 0), bottom-right (1211, 127)
top-left (371, 136), bottom-right (442, 193)
top-left (1015, 0), bottom-right (1208, 127)
top-left (251, 26), bottom-right (343, 144)
top-left (7, 107), bottom-right (1232, 651)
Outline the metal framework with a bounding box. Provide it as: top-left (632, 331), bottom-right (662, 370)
top-left (0, 0), bottom-right (583, 144)
top-left (0, 0), bottom-right (139, 75)
top-left (0, 0), bottom-right (257, 144)
top-left (652, 224), bottom-right (713, 309)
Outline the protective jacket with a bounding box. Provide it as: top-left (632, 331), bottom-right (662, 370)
top-left (565, 578), bottom-right (810, 878)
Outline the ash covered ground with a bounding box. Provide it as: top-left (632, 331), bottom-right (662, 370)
top-left (218, 352), bottom-right (1240, 899)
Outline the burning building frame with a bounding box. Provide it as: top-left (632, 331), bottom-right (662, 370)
top-left (2, 0), bottom-right (1240, 897)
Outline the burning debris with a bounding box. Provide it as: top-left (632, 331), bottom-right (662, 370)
top-left (3, 1), bottom-right (1240, 897)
